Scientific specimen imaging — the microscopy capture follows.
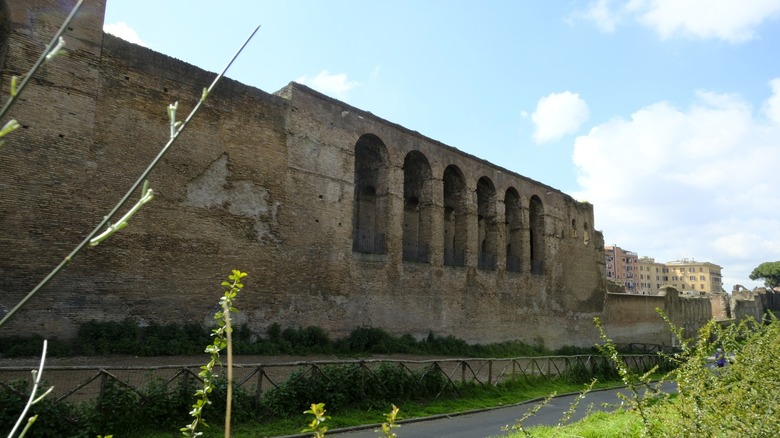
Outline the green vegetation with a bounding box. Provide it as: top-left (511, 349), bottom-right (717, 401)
top-left (0, 323), bottom-right (601, 358)
top-left (0, 352), bottom-right (634, 437)
top-left (504, 314), bottom-right (780, 437)
top-left (749, 260), bottom-right (780, 288)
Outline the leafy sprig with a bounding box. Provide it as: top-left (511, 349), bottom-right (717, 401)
top-left (181, 270), bottom-right (247, 438)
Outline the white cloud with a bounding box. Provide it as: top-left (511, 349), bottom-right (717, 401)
top-left (581, 0), bottom-right (780, 43)
top-left (531, 91), bottom-right (589, 144)
top-left (295, 70), bottom-right (358, 98)
top-left (583, 0), bottom-right (623, 32)
top-left (573, 80), bottom-right (780, 289)
top-left (103, 22), bottom-right (147, 47)
top-left (763, 78), bottom-right (780, 123)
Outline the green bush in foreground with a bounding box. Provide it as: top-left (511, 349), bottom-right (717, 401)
top-left (507, 313), bottom-right (780, 437)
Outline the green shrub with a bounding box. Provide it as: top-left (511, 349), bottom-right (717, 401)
top-left (338, 326), bottom-right (397, 354)
top-left (649, 316), bottom-right (780, 437)
top-left (7, 320), bottom-right (603, 358)
top-left (0, 379), bottom-right (80, 437)
top-left (0, 335), bottom-right (71, 357)
top-left (562, 362), bottom-right (592, 385)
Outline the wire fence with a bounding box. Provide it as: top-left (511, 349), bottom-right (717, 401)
top-left (0, 352), bottom-right (667, 407)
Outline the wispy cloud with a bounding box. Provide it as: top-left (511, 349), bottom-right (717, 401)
top-left (579, 0), bottom-right (780, 43)
top-left (103, 22), bottom-right (147, 47)
top-left (531, 91), bottom-right (590, 144)
top-left (572, 80), bottom-right (780, 287)
top-left (582, 0), bottom-right (623, 33)
top-left (295, 70), bottom-right (358, 99)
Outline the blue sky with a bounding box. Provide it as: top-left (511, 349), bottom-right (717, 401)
top-left (103, 0), bottom-right (780, 290)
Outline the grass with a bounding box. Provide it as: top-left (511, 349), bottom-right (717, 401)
top-left (139, 376), bottom-right (630, 438)
top-left (504, 393), bottom-right (685, 438)
top-left (507, 409), bottom-right (645, 438)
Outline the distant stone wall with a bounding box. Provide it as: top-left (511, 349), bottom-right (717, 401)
top-left (0, 0), bottom-right (607, 349)
top-left (709, 293), bottom-right (731, 320)
top-left (730, 288), bottom-right (780, 322)
top-left (602, 287), bottom-right (714, 346)
top-left (601, 293), bottom-right (671, 345)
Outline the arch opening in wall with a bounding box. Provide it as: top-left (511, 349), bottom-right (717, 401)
top-left (353, 134), bottom-right (389, 254)
top-left (504, 187), bottom-right (522, 273)
top-left (529, 195), bottom-right (545, 275)
top-left (443, 165), bottom-right (467, 267)
top-left (477, 176), bottom-right (497, 270)
top-left (403, 151), bottom-right (433, 263)
top-left (583, 221), bottom-right (590, 246)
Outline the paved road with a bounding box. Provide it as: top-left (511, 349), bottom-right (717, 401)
top-left (328, 382), bottom-right (677, 438)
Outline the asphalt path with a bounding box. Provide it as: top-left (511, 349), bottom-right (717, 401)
top-left (327, 381), bottom-right (677, 438)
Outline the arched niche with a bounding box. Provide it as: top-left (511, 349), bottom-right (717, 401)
top-left (353, 134), bottom-right (389, 254)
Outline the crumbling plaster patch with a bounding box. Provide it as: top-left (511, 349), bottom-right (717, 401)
top-left (185, 154), bottom-right (279, 243)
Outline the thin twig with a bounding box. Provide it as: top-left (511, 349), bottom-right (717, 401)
top-left (8, 340), bottom-right (50, 438)
top-left (0, 0), bottom-right (83, 121)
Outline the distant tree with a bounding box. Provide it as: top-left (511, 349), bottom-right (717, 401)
top-left (749, 261), bottom-right (780, 289)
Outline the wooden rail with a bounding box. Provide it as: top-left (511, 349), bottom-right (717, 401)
top-left (0, 353), bottom-right (666, 406)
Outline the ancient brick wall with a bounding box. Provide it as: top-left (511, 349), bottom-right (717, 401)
top-left (601, 293), bottom-right (672, 345)
top-left (709, 293), bottom-right (731, 320)
top-left (601, 287), bottom-right (714, 346)
top-left (0, 0), bottom-right (608, 348)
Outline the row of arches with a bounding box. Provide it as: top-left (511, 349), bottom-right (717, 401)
top-left (353, 134), bottom-right (545, 274)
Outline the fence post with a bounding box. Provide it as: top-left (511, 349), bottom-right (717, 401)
top-left (461, 361), bottom-right (466, 384)
top-left (98, 370), bottom-right (108, 401)
top-left (255, 366), bottom-right (264, 407)
top-left (487, 360), bottom-right (493, 385)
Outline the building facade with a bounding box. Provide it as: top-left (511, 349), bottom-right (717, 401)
top-left (637, 256), bottom-right (665, 295)
top-left (606, 246), bottom-right (724, 296)
top-left (664, 259), bottom-right (723, 294)
top-left (605, 245), bottom-right (638, 293)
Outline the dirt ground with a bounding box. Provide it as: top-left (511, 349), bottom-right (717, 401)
top-left (0, 353), bottom-right (448, 368)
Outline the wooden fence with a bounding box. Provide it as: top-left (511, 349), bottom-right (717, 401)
top-left (0, 353), bottom-right (666, 407)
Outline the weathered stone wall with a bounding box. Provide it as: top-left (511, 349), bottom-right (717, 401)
top-left (602, 287), bottom-right (713, 346)
top-left (601, 293), bottom-right (671, 345)
top-left (709, 293), bottom-right (730, 320)
top-left (0, 0), bottom-right (607, 348)
top-left (729, 288), bottom-right (777, 322)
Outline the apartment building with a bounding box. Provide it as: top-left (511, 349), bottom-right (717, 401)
top-left (605, 246), bottom-right (724, 295)
top-left (605, 245), bottom-right (638, 293)
top-left (637, 256), bottom-right (666, 295)
top-left (664, 259), bottom-right (724, 294)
